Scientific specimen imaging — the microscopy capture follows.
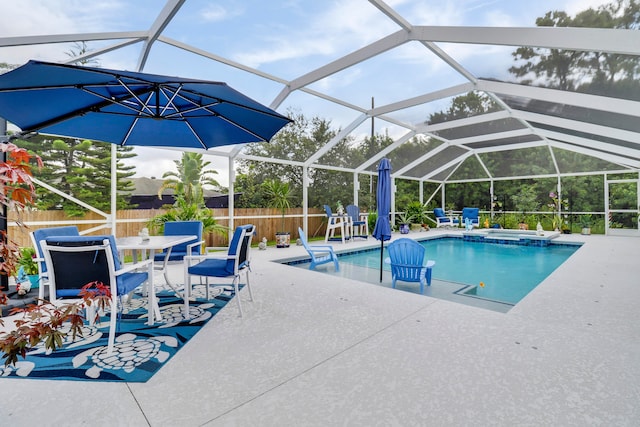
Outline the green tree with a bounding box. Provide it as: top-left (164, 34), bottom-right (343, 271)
top-left (237, 110), bottom-right (351, 209)
top-left (428, 92), bottom-right (500, 124)
top-left (11, 40), bottom-right (136, 216)
top-left (262, 179), bottom-right (293, 231)
top-left (15, 135), bottom-right (135, 216)
top-left (149, 152), bottom-right (225, 236)
top-left (509, 1), bottom-right (640, 98)
top-left (157, 152), bottom-right (222, 207)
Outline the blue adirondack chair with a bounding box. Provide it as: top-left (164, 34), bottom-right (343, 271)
top-left (386, 238), bottom-right (435, 294)
top-left (298, 227), bottom-right (339, 271)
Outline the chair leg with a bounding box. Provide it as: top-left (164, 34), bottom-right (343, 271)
top-left (107, 293), bottom-right (118, 355)
top-left (183, 270), bottom-right (191, 319)
top-left (233, 276), bottom-right (243, 317)
top-left (38, 279), bottom-right (45, 302)
top-left (245, 268), bottom-right (254, 302)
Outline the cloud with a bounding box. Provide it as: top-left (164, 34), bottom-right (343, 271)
top-left (564, 0), bottom-right (612, 16)
top-left (199, 3), bottom-right (244, 22)
top-left (232, 0), bottom-right (397, 68)
top-left (0, 0), bottom-right (129, 64)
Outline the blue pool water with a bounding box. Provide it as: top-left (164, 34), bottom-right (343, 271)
top-left (303, 237), bottom-right (581, 305)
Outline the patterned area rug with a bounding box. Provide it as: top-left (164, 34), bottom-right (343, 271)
top-left (0, 284), bottom-right (238, 382)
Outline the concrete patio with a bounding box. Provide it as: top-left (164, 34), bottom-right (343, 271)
top-left (0, 229), bottom-right (638, 426)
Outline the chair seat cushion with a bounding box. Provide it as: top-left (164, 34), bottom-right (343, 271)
top-left (57, 289), bottom-right (84, 298)
top-left (188, 258), bottom-right (234, 277)
top-left (117, 272), bottom-right (148, 295)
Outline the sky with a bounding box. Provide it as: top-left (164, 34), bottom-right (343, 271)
top-left (0, 0), bottom-right (612, 186)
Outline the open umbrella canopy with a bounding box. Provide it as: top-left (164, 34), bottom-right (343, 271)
top-left (0, 60), bottom-right (291, 149)
top-left (372, 158), bottom-right (392, 282)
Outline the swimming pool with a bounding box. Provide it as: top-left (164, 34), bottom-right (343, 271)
top-left (290, 237), bottom-right (581, 308)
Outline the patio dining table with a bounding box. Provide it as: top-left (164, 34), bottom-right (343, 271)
top-left (116, 234), bottom-right (197, 325)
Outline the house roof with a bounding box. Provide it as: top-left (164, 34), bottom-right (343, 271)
top-left (126, 177), bottom-right (222, 198)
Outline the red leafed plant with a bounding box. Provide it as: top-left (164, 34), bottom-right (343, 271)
top-left (0, 282), bottom-right (112, 366)
top-left (0, 142), bottom-right (42, 278)
top-left (0, 142), bottom-right (115, 366)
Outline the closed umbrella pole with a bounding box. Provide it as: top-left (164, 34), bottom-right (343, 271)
top-left (372, 158), bottom-right (392, 282)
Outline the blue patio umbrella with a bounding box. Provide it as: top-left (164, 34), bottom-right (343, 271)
top-left (0, 60), bottom-right (291, 149)
top-left (372, 158), bottom-right (392, 282)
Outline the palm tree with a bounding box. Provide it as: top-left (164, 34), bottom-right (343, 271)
top-left (157, 152), bottom-right (221, 207)
top-left (262, 179), bottom-right (292, 231)
top-left (149, 152), bottom-right (225, 235)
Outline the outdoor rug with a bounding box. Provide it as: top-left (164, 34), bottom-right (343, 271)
top-left (0, 284), bottom-right (239, 382)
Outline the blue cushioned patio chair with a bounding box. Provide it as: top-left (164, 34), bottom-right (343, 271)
top-left (298, 227), bottom-right (339, 272)
top-left (433, 208), bottom-right (459, 228)
top-left (30, 226), bottom-right (80, 301)
top-left (41, 235), bottom-right (153, 355)
top-left (183, 224), bottom-right (255, 318)
top-left (461, 207), bottom-right (480, 229)
top-left (346, 204), bottom-right (368, 239)
top-left (386, 238), bottom-right (436, 294)
top-left (153, 221), bottom-right (204, 296)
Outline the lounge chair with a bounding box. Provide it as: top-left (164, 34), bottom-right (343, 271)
top-left (433, 208), bottom-right (459, 228)
top-left (461, 207), bottom-right (480, 228)
top-left (298, 227), bottom-right (339, 271)
top-left (386, 238), bottom-right (435, 294)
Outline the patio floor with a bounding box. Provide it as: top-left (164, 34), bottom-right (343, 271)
top-left (1, 229), bottom-right (638, 426)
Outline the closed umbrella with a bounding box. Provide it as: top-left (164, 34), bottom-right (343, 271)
top-left (0, 60), bottom-right (291, 148)
top-left (372, 158), bottom-right (392, 282)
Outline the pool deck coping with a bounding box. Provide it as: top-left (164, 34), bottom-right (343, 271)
top-left (0, 228), bottom-right (638, 426)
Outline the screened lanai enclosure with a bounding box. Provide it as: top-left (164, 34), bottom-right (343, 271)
top-left (1, 0), bottom-right (639, 237)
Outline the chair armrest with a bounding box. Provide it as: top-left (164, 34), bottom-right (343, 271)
top-left (34, 256), bottom-right (46, 273)
top-left (186, 239), bottom-right (205, 255)
top-left (308, 244), bottom-right (335, 251)
top-left (307, 248), bottom-right (334, 255)
top-left (184, 253), bottom-right (237, 263)
top-left (204, 246), bottom-right (227, 253)
top-left (115, 258), bottom-right (153, 276)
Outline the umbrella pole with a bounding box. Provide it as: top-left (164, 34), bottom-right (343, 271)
top-left (379, 240), bottom-right (383, 282)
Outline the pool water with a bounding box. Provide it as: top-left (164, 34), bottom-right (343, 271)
top-left (298, 237), bottom-right (581, 306)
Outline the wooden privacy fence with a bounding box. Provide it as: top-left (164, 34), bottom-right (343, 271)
top-left (9, 208), bottom-right (328, 249)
